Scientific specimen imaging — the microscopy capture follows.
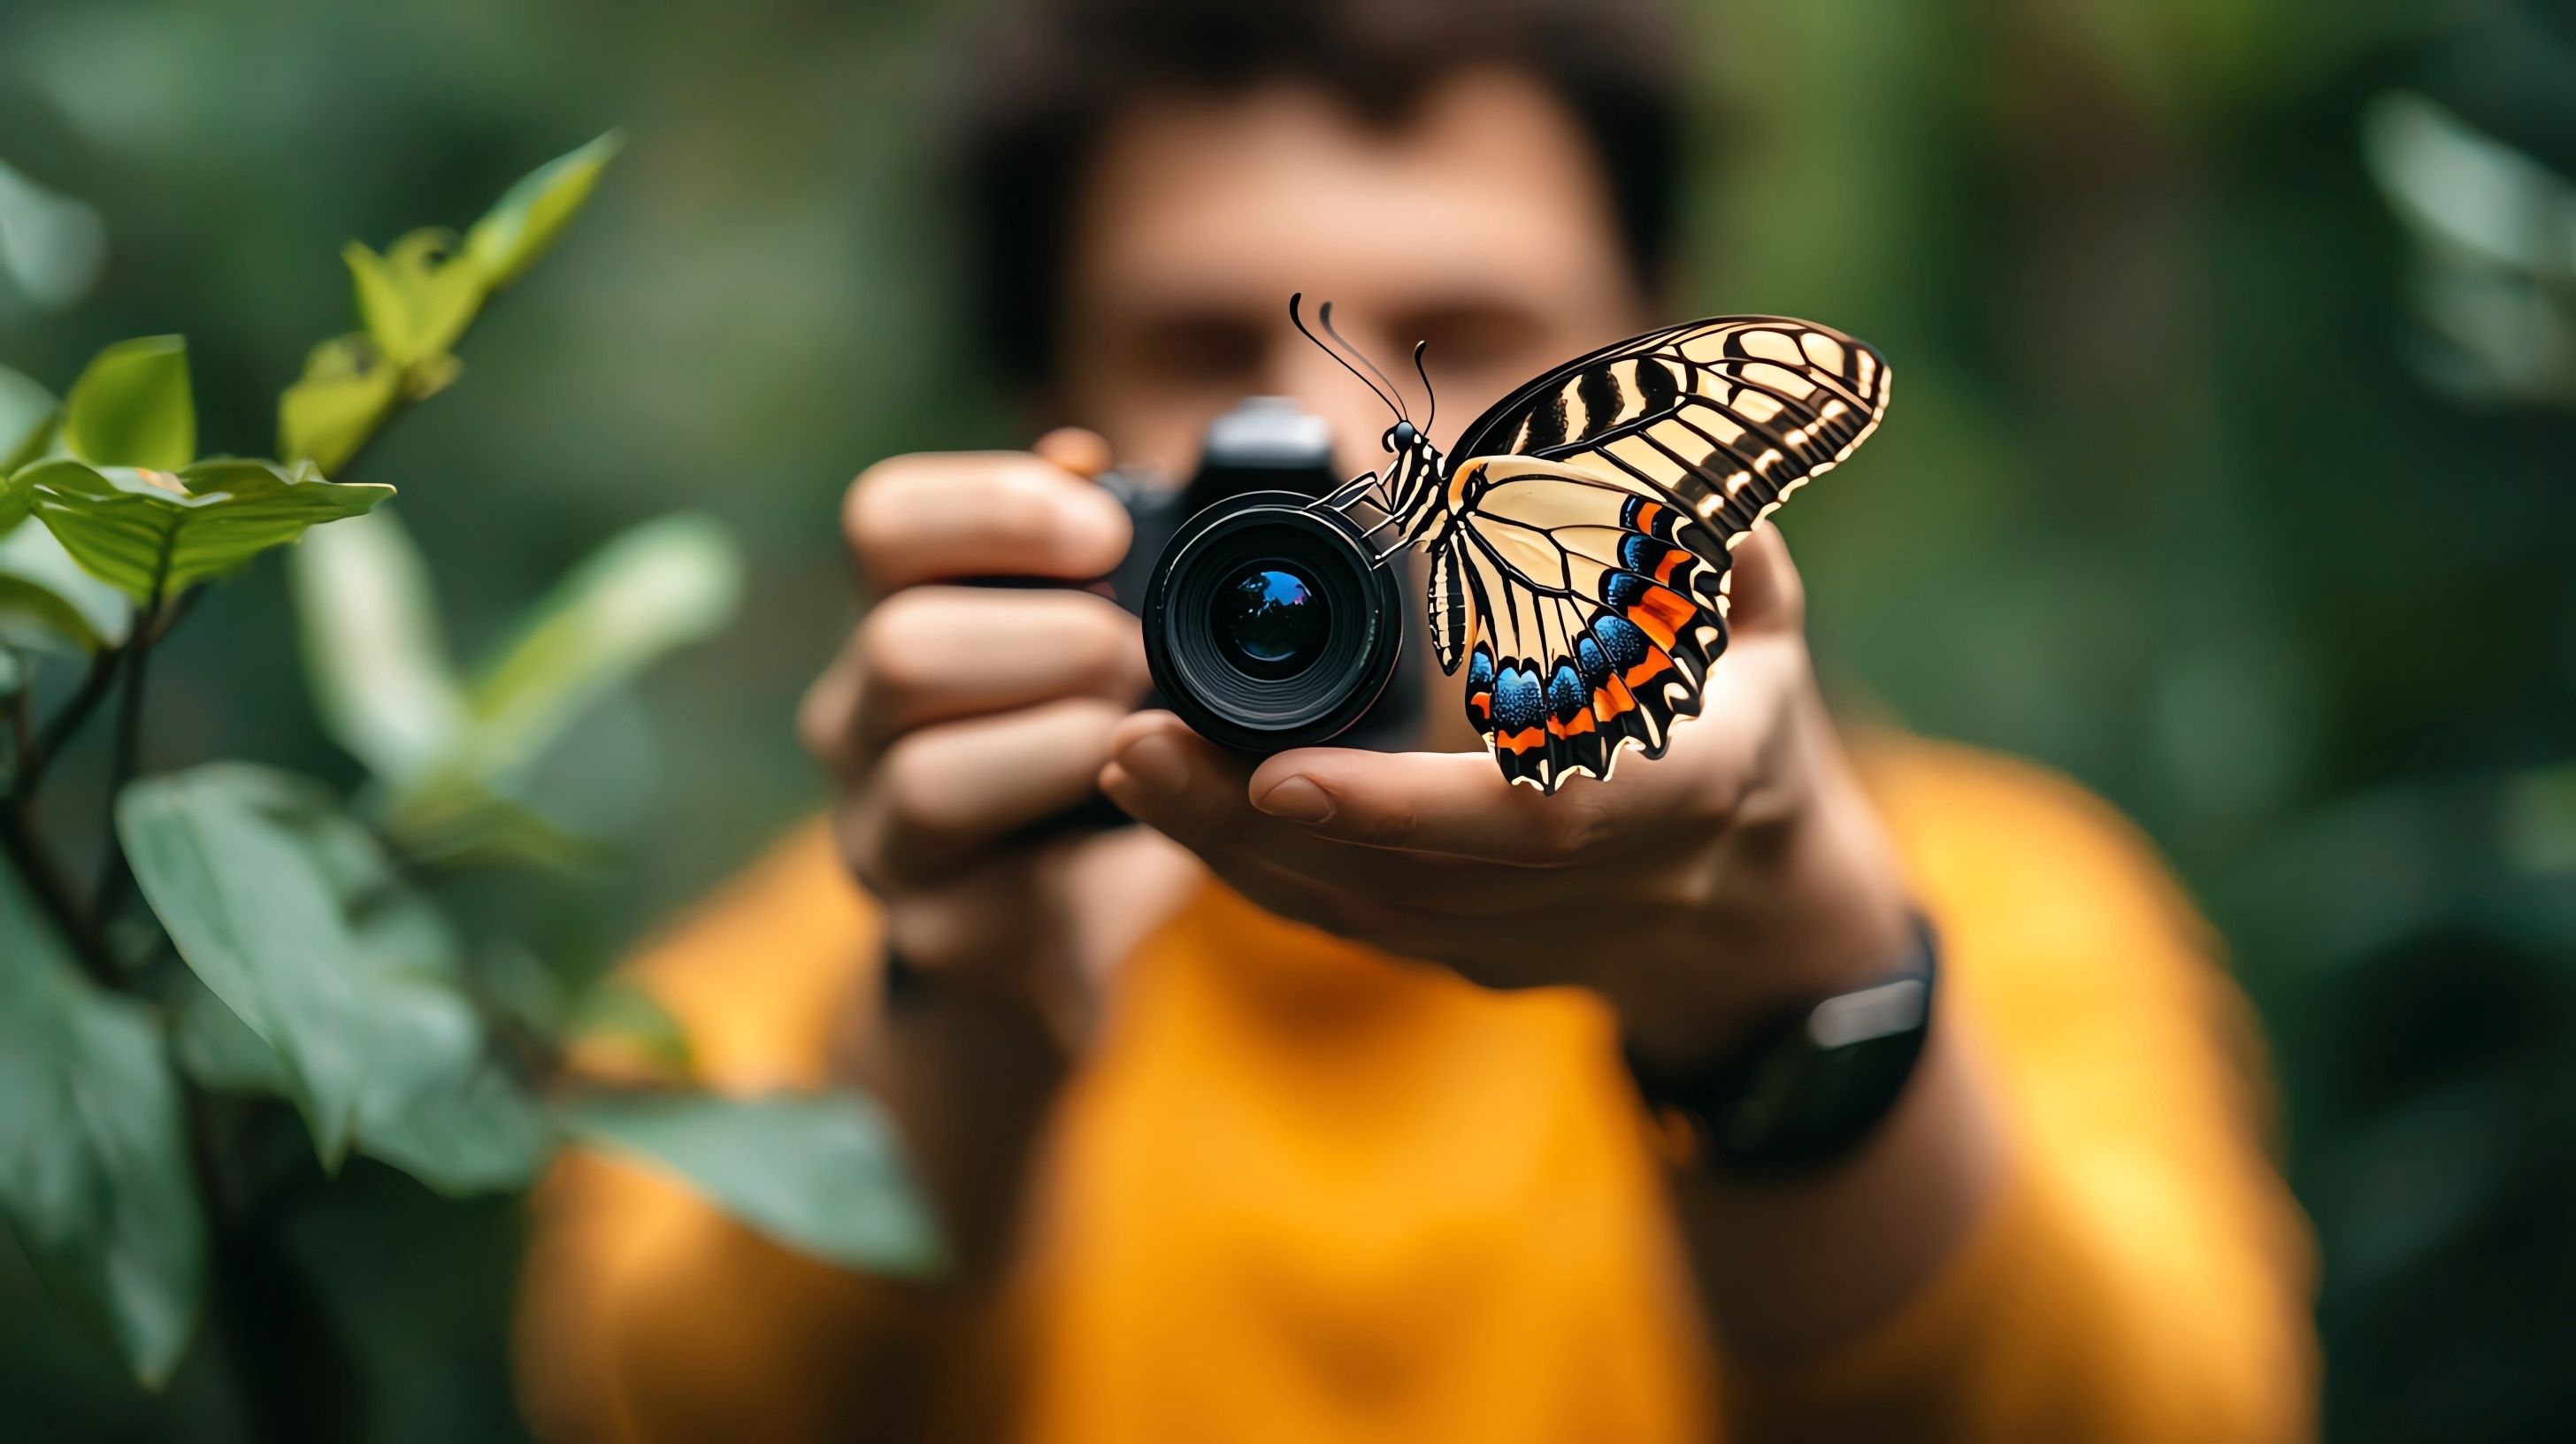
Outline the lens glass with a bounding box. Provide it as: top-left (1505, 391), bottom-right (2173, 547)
top-left (1144, 493), bottom-right (1404, 753)
top-left (1220, 565), bottom-right (1330, 674)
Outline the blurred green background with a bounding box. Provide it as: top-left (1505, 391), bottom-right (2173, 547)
top-left (2, 0), bottom-right (2571, 1438)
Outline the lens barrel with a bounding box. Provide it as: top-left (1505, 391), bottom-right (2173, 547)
top-left (1143, 490), bottom-right (1402, 754)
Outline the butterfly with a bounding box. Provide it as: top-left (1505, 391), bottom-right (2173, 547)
top-left (1295, 296), bottom-right (1892, 794)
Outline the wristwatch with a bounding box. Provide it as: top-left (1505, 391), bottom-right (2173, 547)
top-left (1624, 918), bottom-right (1938, 1175)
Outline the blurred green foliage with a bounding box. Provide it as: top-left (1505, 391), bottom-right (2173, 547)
top-left (1, 0), bottom-right (2571, 1439)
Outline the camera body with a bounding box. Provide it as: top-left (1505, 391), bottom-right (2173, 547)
top-left (1097, 397), bottom-right (1416, 755)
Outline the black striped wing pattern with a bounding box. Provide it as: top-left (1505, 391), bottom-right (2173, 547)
top-left (1428, 317), bottom-right (1891, 791)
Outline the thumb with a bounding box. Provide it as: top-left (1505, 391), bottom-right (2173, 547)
top-left (1035, 426), bottom-right (1114, 480)
top-left (1724, 521), bottom-right (1806, 638)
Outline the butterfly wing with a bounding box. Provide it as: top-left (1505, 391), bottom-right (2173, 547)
top-left (1437, 457), bottom-right (1729, 790)
top-left (1438, 317), bottom-right (1890, 791)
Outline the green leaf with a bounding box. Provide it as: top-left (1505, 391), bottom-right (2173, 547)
top-left (345, 230), bottom-right (487, 371)
top-left (464, 132), bottom-right (624, 289)
top-left (464, 512), bottom-right (740, 786)
top-left (375, 773), bottom-right (610, 870)
top-left (0, 519), bottom-right (133, 654)
top-left (0, 364), bottom-right (58, 478)
top-left (557, 1089), bottom-right (943, 1277)
top-left (276, 334), bottom-right (403, 474)
top-left (0, 856), bottom-right (204, 1387)
top-left (0, 574), bottom-right (98, 654)
top-left (564, 978), bottom-right (693, 1076)
top-left (19, 457), bottom-right (392, 602)
top-left (288, 507), bottom-right (466, 784)
top-left (167, 972), bottom-right (291, 1096)
top-left (472, 938), bottom-right (568, 1041)
top-left (358, 1058), bottom-right (555, 1194)
top-left (118, 764), bottom-right (552, 1194)
top-left (63, 336), bottom-right (194, 472)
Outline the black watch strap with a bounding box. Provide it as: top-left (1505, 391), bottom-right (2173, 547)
top-left (1625, 918), bottom-right (1938, 1175)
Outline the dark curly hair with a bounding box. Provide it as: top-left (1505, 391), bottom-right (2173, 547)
top-left (949, 0), bottom-right (1688, 385)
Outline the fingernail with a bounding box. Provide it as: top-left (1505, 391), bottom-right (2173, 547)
top-left (1254, 775), bottom-right (1336, 824)
top-left (1116, 731), bottom-right (1189, 797)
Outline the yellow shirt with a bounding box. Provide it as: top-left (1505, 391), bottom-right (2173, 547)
top-left (517, 739), bottom-right (2317, 1441)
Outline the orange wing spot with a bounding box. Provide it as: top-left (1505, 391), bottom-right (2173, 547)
top-left (1495, 727), bottom-right (1546, 756)
top-left (1652, 549), bottom-right (1690, 585)
top-left (1468, 689), bottom-right (1493, 723)
top-left (1622, 647), bottom-right (1675, 690)
top-left (1548, 708), bottom-right (1598, 739)
top-left (1632, 501), bottom-right (1664, 534)
top-left (1593, 672), bottom-right (1638, 722)
top-left (1626, 585), bottom-right (1696, 649)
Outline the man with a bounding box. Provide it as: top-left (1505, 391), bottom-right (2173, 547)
top-left (520, 2), bottom-right (2316, 1439)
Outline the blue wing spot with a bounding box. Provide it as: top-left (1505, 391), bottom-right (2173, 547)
top-left (1547, 662), bottom-right (1587, 723)
top-left (1591, 614), bottom-right (1651, 671)
top-left (1574, 633), bottom-right (1610, 689)
top-left (1602, 570), bottom-right (1652, 611)
top-left (1493, 664), bottom-right (1546, 733)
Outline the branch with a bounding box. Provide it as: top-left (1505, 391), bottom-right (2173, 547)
top-left (0, 804), bottom-right (120, 988)
top-left (4, 672), bottom-right (27, 784)
top-left (89, 550), bottom-right (179, 927)
top-left (19, 643), bottom-right (127, 802)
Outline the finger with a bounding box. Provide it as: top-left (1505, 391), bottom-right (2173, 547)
top-left (1725, 520), bottom-right (1806, 637)
top-left (852, 588), bottom-right (1146, 749)
top-left (799, 625), bottom-right (867, 773)
top-left (1100, 717), bottom-right (1591, 966)
top-left (846, 697), bottom-right (1126, 887)
top-left (1100, 713), bottom-right (1575, 910)
top-left (1236, 742), bottom-right (1658, 865)
top-left (844, 452), bottom-right (1131, 595)
top-left (1098, 715), bottom-right (1397, 926)
top-left (880, 852), bottom-right (1046, 976)
top-left (1034, 426), bottom-right (1112, 480)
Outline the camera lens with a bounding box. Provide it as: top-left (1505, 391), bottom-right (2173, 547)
top-left (1219, 565), bottom-right (1331, 674)
top-left (1144, 491), bottom-right (1402, 754)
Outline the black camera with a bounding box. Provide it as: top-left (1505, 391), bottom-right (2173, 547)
top-left (1097, 397), bottom-right (1415, 755)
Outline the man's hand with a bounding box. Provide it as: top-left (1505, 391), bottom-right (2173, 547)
top-left (1097, 522), bottom-right (1917, 1068)
top-left (801, 428), bottom-right (1154, 1041)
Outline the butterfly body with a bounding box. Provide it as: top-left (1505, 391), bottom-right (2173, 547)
top-left (1319, 311), bottom-right (1893, 794)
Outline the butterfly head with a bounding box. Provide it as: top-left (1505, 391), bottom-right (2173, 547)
top-left (1380, 418), bottom-right (1444, 513)
top-left (1289, 295), bottom-right (1446, 517)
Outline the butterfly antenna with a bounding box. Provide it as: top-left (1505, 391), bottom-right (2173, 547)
top-left (1318, 300), bottom-right (1411, 422)
top-left (1290, 293), bottom-right (1404, 419)
top-left (1412, 340), bottom-right (1437, 436)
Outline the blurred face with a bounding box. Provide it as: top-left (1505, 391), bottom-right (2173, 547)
top-left (1059, 67), bottom-right (1651, 481)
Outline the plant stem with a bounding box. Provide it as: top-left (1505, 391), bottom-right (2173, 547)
top-left (90, 546), bottom-right (177, 929)
top-left (0, 653), bottom-right (122, 987)
top-left (183, 1085), bottom-right (359, 1443)
top-left (4, 664), bottom-right (29, 778)
top-left (0, 801), bottom-right (119, 987)
top-left (20, 643), bottom-right (126, 802)
top-left (89, 616), bottom-right (160, 926)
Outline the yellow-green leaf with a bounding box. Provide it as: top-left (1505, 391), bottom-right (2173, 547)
top-left (0, 521), bottom-right (132, 654)
top-left (464, 512), bottom-right (740, 785)
top-left (62, 337), bottom-right (193, 472)
top-left (19, 457), bottom-right (393, 601)
top-left (464, 132), bottom-right (623, 289)
top-left (345, 231), bottom-right (487, 370)
top-left (277, 334), bottom-right (403, 473)
top-left (288, 507), bottom-right (467, 784)
top-left (0, 365), bottom-right (58, 478)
